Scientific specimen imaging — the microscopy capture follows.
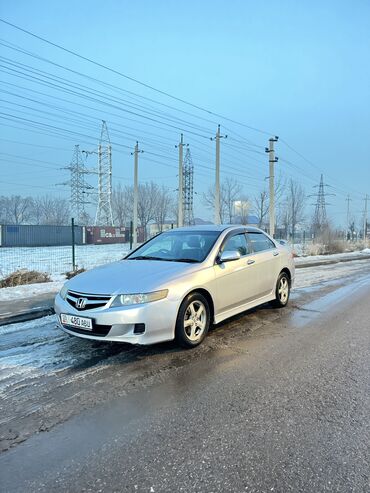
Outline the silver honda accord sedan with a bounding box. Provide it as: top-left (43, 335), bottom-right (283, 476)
top-left (55, 225), bottom-right (295, 348)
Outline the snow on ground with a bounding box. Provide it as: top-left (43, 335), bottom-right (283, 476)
top-left (294, 258), bottom-right (370, 289)
top-left (0, 243), bottom-right (131, 280)
top-left (0, 245), bottom-right (369, 302)
top-left (0, 281), bottom-right (63, 301)
top-left (0, 315), bottom-right (126, 397)
top-left (294, 249), bottom-right (369, 264)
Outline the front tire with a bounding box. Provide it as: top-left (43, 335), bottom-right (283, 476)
top-left (175, 292), bottom-right (210, 348)
top-left (272, 272), bottom-right (290, 308)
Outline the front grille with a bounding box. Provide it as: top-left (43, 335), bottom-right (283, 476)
top-left (66, 290), bottom-right (112, 311)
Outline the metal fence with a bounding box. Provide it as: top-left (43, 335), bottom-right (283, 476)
top-left (0, 224), bottom-right (84, 247)
top-left (0, 222), bottom-right (136, 280)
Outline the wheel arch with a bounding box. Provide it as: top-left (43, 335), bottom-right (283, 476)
top-left (279, 267), bottom-right (292, 285)
top-left (182, 288), bottom-right (215, 325)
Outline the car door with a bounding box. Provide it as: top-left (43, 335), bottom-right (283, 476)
top-left (246, 232), bottom-right (280, 298)
top-left (214, 232), bottom-right (258, 313)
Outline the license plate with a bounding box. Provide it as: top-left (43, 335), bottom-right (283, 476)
top-left (60, 313), bottom-right (93, 331)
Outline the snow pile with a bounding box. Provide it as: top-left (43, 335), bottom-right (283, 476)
top-left (0, 280), bottom-right (63, 301)
top-left (294, 250), bottom-right (368, 264)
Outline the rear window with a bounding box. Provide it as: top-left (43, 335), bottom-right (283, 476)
top-left (247, 232), bottom-right (275, 252)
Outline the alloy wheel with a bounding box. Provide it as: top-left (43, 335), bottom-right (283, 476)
top-left (183, 300), bottom-right (207, 342)
top-left (278, 276), bottom-right (289, 304)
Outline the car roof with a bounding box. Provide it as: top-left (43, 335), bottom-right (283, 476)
top-left (167, 224), bottom-right (265, 234)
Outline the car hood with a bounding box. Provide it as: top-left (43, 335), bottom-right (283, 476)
top-left (65, 259), bottom-right (200, 295)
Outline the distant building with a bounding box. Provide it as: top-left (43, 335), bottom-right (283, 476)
top-left (193, 217), bottom-right (213, 226)
top-left (232, 214), bottom-right (259, 226)
top-left (148, 221), bottom-right (175, 237)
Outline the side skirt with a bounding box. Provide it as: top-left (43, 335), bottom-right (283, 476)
top-left (214, 293), bottom-right (276, 325)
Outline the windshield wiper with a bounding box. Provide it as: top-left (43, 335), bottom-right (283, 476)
top-left (128, 256), bottom-right (199, 263)
top-left (128, 255), bottom-right (165, 261)
top-left (165, 258), bottom-right (200, 263)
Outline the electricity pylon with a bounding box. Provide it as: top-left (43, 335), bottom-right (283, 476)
top-left (62, 145), bottom-right (94, 224)
top-left (310, 174), bottom-right (334, 235)
top-left (183, 147), bottom-right (195, 226)
top-left (95, 121), bottom-right (113, 226)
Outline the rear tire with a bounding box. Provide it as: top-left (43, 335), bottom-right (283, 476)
top-left (175, 292), bottom-right (210, 348)
top-left (272, 272), bottom-right (290, 308)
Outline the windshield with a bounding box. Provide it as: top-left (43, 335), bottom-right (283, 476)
top-left (127, 230), bottom-right (220, 263)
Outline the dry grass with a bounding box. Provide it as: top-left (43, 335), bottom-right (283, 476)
top-left (344, 241), bottom-right (366, 252)
top-left (304, 239), bottom-right (366, 256)
top-left (65, 268), bottom-right (86, 279)
top-left (0, 269), bottom-right (51, 288)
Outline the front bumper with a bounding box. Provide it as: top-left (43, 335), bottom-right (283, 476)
top-left (54, 294), bottom-right (179, 345)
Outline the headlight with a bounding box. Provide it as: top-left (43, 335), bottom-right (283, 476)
top-left (110, 289), bottom-right (168, 307)
top-left (59, 285), bottom-right (68, 300)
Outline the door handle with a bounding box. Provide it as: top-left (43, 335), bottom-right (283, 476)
top-left (247, 259), bottom-right (255, 265)
top-left (273, 251), bottom-right (279, 256)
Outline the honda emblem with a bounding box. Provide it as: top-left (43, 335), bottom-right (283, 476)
top-left (75, 297), bottom-right (87, 309)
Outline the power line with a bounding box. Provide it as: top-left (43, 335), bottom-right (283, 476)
top-left (0, 18), bottom-right (274, 136)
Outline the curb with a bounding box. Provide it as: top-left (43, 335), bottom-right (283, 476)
top-left (1, 254), bottom-right (369, 326)
top-left (0, 307), bottom-right (54, 327)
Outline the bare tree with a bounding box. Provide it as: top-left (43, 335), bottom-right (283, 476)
top-left (286, 179), bottom-right (306, 242)
top-left (253, 174), bottom-right (286, 229)
top-left (31, 195), bottom-right (70, 225)
top-left (203, 177), bottom-right (242, 223)
top-left (222, 177), bottom-right (243, 223)
top-left (254, 190), bottom-right (268, 228)
top-left (237, 196), bottom-right (251, 225)
top-left (203, 187), bottom-right (224, 222)
top-left (0, 195), bottom-right (33, 224)
top-left (112, 184), bottom-right (132, 226)
top-left (153, 186), bottom-right (174, 232)
top-left (137, 182), bottom-right (159, 239)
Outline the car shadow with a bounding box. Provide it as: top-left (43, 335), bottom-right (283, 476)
top-left (59, 302), bottom-right (279, 373)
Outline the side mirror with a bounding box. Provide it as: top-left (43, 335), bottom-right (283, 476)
top-left (219, 250), bottom-right (241, 263)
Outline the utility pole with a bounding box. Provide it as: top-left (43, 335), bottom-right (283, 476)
top-left (265, 136), bottom-right (279, 237)
top-left (345, 194), bottom-right (352, 239)
top-left (211, 125), bottom-right (227, 224)
top-left (176, 134), bottom-right (186, 227)
top-left (364, 194), bottom-right (368, 246)
top-left (131, 141), bottom-right (143, 248)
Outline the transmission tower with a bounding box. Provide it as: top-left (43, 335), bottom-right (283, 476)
top-left (310, 174), bottom-right (335, 235)
top-left (183, 147), bottom-right (195, 226)
top-left (62, 145), bottom-right (94, 224)
top-left (95, 121), bottom-right (113, 226)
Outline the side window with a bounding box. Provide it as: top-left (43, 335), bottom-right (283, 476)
top-left (222, 233), bottom-right (250, 257)
top-left (247, 232), bottom-right (275, 253)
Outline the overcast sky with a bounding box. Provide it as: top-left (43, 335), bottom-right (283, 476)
top-left (1, 0), bottom-right (369, 226)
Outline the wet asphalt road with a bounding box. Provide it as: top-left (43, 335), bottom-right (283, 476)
top-left (1, 265), bottom-right (370, 492)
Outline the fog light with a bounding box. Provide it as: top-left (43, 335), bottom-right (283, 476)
top-left (134, 323), bottom-right (145, 334)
